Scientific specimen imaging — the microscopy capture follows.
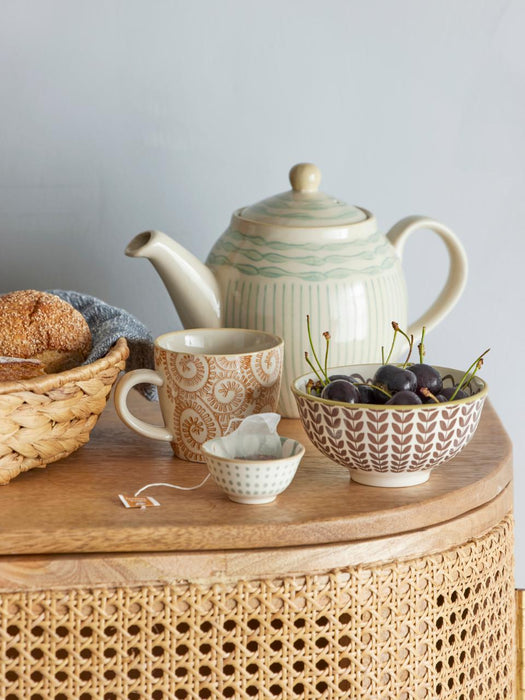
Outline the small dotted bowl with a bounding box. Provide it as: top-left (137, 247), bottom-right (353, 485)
top-left (201, 434), bottom-right (305, 504)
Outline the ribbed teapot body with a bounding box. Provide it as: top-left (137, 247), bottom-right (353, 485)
top-left (207, 212), bottom-right (407, 417)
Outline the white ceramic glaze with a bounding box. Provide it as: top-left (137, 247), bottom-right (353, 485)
top-left (126, 163), bottom-right (468, 417)
top-left (202, 434), bottom-right (305, 504)
top-left (114, 328), bottom-right (283, 462)
top-left (292, 364), bottom-right (488, 488)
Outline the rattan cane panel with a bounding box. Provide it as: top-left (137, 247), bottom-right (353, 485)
top-left (0, 516), bottom-right (514, 699)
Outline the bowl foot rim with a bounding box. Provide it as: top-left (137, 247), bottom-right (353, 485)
top-left (226, 494), bottom-right (278, 504)
top-left (349, 469), bottom-right (431, 488)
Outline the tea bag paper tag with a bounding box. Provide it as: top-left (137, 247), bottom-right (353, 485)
top-left (117, 474), bottom-right (211, 508)
top-left (220, 413), bottom-right (282, 459)
top-left (119, 494), bottom-right (160, 509)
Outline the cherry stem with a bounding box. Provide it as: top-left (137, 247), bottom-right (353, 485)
top-left (306, 315), bottom-right (329, 383)
top-left (420, 386), bottom-right (439, 403)
top-left (323, 332), bottom-right (331, 382)
top-left (384, 322), bottom-right (399, 364)
top-left (418, 326), bottom-right (426, 364)
top-left (450, 348), bottom-right (490, 400)
top-left (306, 378), bottom-right (318, 395)
top-left (404, 335), bottom-right (414, 367)
top-left (304, 352), bottom-right (326, 385)
top-left (393, 324), bottom-right (414, 368)
top-left (357, 382), bottom-right (392, 399)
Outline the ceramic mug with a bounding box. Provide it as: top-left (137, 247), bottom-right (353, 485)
top-left (114, 328), bottom-right (284, 462)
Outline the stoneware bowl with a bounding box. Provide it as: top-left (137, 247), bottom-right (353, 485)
top-left (202, 433), bottom-right (305, 504)
top-left (291, 364), bottom-right (488, 487)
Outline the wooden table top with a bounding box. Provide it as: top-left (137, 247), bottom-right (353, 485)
top-left (0, 394), bottom-right (512, 557)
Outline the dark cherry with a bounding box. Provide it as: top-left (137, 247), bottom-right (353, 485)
top-left (321, 379), bottom-right (360, 404)
top-left (356, 383), bottom-right (388, 404)
top-left (373, 364), bottom-right (417, 393)
top-left (422, 393), bottom-right (447, 404)
top-left (441, 386), bottom-right (468, 401)
top-left (329, 374), bottom-right (355, 383)
top-left (385, 390), bottom-right (422, 405)
top-left (328, 373), bottom-right (367, 386)
top-left (409, 363), bottom-right (443, 397)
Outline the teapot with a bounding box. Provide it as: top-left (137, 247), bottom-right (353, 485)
top-left (126, 163), bottom-right (467, 417)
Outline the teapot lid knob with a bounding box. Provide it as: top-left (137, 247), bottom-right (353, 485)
top-left (289, 163), bottom-right (321, 193)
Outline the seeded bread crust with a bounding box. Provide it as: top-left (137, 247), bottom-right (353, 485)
top-left (0, 290), bottom-right (92, 374)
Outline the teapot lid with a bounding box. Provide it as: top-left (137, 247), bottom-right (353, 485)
top-left (239, 163), bottom-right (367, 228)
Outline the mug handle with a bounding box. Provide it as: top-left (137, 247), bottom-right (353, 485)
top-left (386, 215), bottom-right (468, 338)
top-left (114, 369), bottom-right (173, 442)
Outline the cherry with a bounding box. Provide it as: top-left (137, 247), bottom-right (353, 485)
top-left (356, 383), bottom-right (388, 404)
top-left (441, 386), bottom-right (467, 401)
top-left (409, 363), bottom-right (443, 397)
top-left (321, 379), bottom-right (360, 403)
top-left (422, 392), bottom-right (447, 403)
top-left (329, 374), bottom-right (355, 382)
top-left (386, 390), bottom-right (422, 405)
top-left (374, 364), bottom-right (417, 393)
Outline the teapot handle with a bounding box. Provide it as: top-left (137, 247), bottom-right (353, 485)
top-left (386, 215), bottom-right (468, 338)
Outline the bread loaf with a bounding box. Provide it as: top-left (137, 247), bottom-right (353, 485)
top-left (0, 290), bottom-right (92, 374)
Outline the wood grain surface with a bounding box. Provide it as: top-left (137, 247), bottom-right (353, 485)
top-left (0, 485), bottom-right (512, 591)
top-left (0, 393), bottom-right (512, 557)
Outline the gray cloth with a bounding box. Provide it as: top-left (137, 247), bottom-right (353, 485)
top-left (48, 289), bottom-right (157, 400)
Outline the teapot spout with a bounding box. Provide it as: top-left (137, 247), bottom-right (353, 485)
top-left (126, 230), bottom-right (222, 329)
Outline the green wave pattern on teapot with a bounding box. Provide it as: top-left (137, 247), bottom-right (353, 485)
top-left (206, 228), bottom-right (397, 281)
top-left (212, 228), bottom-right (383, 251)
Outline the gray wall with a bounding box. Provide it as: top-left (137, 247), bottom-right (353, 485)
top-left (1, 1), bottom-right (524, 578)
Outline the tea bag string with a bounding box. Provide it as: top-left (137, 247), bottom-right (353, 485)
top-left (134, 473), bottom-right (211, 497)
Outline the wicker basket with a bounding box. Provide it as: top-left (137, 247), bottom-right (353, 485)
top-left (0, 337), bottom-right (129, 484)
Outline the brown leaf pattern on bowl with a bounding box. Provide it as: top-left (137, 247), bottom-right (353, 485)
top-left (295, 394), bottom-right (486, 476)
top-left (343, 412), bottom-right (367, 467)
top-left (391, 411), bottom-right (416, 472)
top-left (410, 409), bottom-right (439, 471)
top-left (366, 412), bottom-right (389, 472)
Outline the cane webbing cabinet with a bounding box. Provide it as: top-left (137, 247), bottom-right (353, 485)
top-left (0, 395), bottom-right (514, 699)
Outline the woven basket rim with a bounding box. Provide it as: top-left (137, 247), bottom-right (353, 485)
top-left (0, 337), bottom-right (129, 395)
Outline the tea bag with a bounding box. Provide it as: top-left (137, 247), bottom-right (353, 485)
top-left (217, 413), bottom-right (282, 460)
